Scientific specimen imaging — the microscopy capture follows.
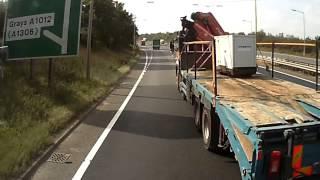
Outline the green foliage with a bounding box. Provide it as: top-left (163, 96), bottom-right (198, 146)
top-left (82, 0), bottom-right (137, 49)
top-left (0, 1), bottom-right (138, 179)
top-left (256, 30), bottom-right (318, 58)
top-left (140, 32), bottom-right (179, 43)
top-left (0, 48), bottom-right (138, 179)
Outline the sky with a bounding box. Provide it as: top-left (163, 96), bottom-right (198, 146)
top-left (116, 0), bottom-right (320, 39)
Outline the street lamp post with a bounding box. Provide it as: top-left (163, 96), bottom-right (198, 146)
top-left (292, 9), bottom-right (306, 56)
top-left (243, 20), bottom-right (253, 34)
top-left (255, 0), bottom-right (257, 35)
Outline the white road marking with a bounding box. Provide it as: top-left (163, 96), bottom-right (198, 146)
top-left (72, 51), bottom-right (149, 180)
top-left (44, 0), bottom-right (71, 54)
top-left (258, 66), bottom-right (316, 84)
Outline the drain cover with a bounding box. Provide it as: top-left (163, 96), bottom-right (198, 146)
top-left (47, 152), bottom-right (71, 164)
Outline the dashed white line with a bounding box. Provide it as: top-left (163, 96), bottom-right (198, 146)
top-left (72, 51), bottom-right (149, 180)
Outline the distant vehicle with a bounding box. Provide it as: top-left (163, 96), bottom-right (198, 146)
top-left (141, 40), bottom-right (146, 46)
top-left (160, 39), bottom-right (165, 45)
top-left (153, 39), bottom-right (160, 50)
top-left (141, 38), bottom-right (147, 46)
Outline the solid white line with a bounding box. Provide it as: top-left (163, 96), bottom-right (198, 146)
top-left (72, 51), bottom-right (149, 180)
top-left (258, 66), bottom-right (315, 84)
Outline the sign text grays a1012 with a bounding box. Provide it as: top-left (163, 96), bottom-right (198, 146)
top-left (4, 0), bottom-right (82, 60)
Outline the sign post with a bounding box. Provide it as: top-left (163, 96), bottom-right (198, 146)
top-left (86, 0), bottom-right (94, 80)
top-left (48, 58), bottom-right (53, 88)
top-left (30, 59), bottom-right (33, 80)
top-left (4, 0), bottom-right (82, 60)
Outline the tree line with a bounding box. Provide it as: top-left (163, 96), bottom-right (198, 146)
top-left (140, 32), bottom-right (179, 43)
top-left (82, 0), bottom-right (137, 49)
top-left (0, 0), bottom-right (137, 50)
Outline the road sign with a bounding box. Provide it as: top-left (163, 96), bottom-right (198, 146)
top-left (4, 0), bottom-right (82, 60)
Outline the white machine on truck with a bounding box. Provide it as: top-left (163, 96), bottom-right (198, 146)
top-left (215, 35), bottom-right (257, 76)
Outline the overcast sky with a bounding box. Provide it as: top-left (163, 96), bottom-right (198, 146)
top-left (117, 0), bottom-right (320, 39)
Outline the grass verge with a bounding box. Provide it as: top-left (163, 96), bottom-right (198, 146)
top-left (0, 47), bottom-right (138, 179)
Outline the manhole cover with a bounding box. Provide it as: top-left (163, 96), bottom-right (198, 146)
top-left (47, 152), bottom-right (71, 164)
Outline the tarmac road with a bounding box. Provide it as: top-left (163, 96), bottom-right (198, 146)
top-left (257, 66), bottom-right (317, 89)
top-left (31, 47), bottom-right (318, 180)
top-left (30, 46), bottom-right (319, 180)
top-left (79, 48), bottom-right (241, 180)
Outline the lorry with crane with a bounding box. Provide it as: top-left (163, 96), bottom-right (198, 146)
top-left (177, 12), bottom-right (320, 180)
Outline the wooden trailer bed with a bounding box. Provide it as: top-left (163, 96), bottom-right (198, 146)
top-left (185, 70), bottom-right (320, 127)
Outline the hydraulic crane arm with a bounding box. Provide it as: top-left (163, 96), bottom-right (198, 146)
top-left (180, 12), bottom-right (226, 42)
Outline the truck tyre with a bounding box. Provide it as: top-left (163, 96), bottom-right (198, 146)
top-left (202, 107), bottom-right (219, 152)
top-left (193, 97), bottom-right (202, 132)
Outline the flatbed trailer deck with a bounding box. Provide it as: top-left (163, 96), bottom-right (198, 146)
top-left (180, 68), bottom-right (320, 180)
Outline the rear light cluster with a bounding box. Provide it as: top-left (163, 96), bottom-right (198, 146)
top-left (268, 151), bottom-right (282, 180)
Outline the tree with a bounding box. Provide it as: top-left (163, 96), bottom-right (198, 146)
top-left (82, 0), bottom-right (136, 49)
top-left (0, 2), bottom-right (6, 37)
top-left (256, 30), bottom-right (266, 42)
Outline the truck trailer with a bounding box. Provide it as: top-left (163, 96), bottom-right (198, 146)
top-left (178, 39), bottom-right (320, 180)
top-left (177, 13), bottom-right (320, 180)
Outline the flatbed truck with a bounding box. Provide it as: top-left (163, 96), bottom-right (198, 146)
top-left (177, 40), bottom-right (320, 180)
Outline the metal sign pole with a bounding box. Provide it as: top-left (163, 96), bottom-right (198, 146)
top-left (30, 59), bottom-right (33, 80)
top-left (86, 0), bottom-right (94, 80)
top-left (48, 58), bottom-right (53, 88)
top-left (316, 40), bottom-right (319, 91)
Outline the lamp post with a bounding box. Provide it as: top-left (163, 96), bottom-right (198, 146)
top-left (292, 9), bottom-right (306, 56)
top-left (254, 0), bottom-right (257, 35)
top-left (243, 20), bottom-right (253, 34)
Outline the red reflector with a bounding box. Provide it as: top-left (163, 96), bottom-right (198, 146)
top-left (257, 150), bottom-right (263, 160)
top-left (269, 151), bottom-right (281, 174)
top-left (292, 145), bottom-right (303, 169)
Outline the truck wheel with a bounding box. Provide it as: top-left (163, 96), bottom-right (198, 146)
top-left (193, 97), bottom-right (202, 132)
top-left (202, 107), bottom-right (219, 152)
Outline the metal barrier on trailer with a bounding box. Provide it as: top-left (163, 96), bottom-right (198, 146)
top-left (257, 41), bottom-right (320, 90)
top-left (181, 41), bottom-right (212, 80)
top-left (180, 40), bottom-right (218, 97)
